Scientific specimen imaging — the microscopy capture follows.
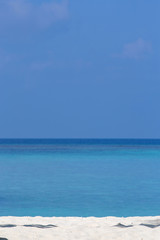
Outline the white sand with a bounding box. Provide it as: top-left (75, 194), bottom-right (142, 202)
top-left (0, 216), bottom-right (160, 239)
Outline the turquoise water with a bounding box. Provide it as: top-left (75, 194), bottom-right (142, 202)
top-left (0, 139), bottom-right (160, 217)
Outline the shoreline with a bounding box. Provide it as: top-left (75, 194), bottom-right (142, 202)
top-left (0, 216), bottom-right (160, 239)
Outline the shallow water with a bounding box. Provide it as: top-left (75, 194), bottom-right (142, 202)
top-left (0, 139), bottom-right (160, 217)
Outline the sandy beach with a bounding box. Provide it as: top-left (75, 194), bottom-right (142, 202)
top-left (0, 216), bottom-right (160, 239)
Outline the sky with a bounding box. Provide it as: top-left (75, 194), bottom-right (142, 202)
top-left (0, 0), bottom-right (159, 138)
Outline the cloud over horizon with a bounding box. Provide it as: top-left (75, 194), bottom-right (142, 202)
top-left (0, 0), bottom-right (69, 29)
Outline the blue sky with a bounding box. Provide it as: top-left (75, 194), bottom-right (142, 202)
top-left (0, 0), bottom-right (159, 138)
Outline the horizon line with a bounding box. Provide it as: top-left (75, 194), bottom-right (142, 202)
top-left (0, 138), bottom-right (160, 140)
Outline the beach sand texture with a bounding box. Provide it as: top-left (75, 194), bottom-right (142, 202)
top-left (0, 216), bottom-right (160, 239)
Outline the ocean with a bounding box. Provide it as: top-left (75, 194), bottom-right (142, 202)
top-left (0, 139), bottom-right (160, 217)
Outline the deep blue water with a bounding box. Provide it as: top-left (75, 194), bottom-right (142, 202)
top-left (0, 139), bottom-right (160, 217)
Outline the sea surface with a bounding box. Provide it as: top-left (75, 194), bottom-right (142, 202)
top-left (0, 139), bottom-right (160, 217)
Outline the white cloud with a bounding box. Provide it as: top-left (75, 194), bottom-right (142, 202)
top-left (113, 38), bottom-right (152, 59)
top-left (0, 0), bottom-right (69, 29)
top-left (30, 59), bottom-right (92, 71)
top-left (31, 61), bottom-right (54, 70)
top-left (7, 0), bottom-right (31, 17)
top-left (0, 49), bottom-right (12, 68)
top-left (122, 38), bottom-right (152, 59)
